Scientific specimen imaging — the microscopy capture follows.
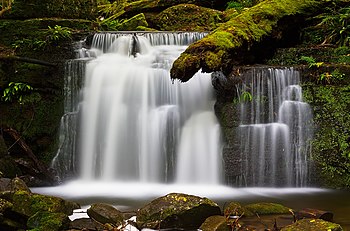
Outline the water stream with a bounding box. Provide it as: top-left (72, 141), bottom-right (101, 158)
top-left (36, 32), bottom-right (350, 229)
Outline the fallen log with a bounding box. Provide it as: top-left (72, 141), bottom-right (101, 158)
top-left (170, 0), bottom-right (334, 82)
top-left (3, 127), bottom-right (56, 184)
top-left (0, 55), bottom-right (57, 67)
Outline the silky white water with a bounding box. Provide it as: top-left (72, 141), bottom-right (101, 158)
top-left (52, 32), bottom-right (222, 185)
top-left (236, 68), bottom-right (313, 187)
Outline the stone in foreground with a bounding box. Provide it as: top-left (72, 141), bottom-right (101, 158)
top-left (136, 193), bottom-right (221, 229)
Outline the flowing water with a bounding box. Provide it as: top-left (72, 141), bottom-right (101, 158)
top-left (42, 32), bottom-right (350, 229)
top-left (235, 68), bottom-right (313, 187)
top-left (51, 32), bottom-right (222, 184)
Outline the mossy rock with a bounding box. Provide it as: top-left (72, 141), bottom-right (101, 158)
top-left (87, 203), bottom-right (124, 226)
top-left (200, 215), bottom-right (230, 231)
top-left (224, 201), bottom-right (254, 217)
top-left (281, 218), bottom-right (343, 231)
top-left (170, 0), bottom-right (332, 82)
top-left (0, 198), bottom-right (13, 213)
top-left (136, 193), bottom-right (221, 229)
top-left (154, 4), bottom-right (223, 31)
top-left (12, 190), bottom-right (80, 217)
top-left (118, 13), bottom-right (148, 31)
top-left (244, 202), bottom-right (291, 216)
top-left (27, 211), bottom-right (70, 231)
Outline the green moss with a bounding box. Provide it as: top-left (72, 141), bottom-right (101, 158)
top-left (136, 193), bottom-right (221, 229)
top-left (154, 4), bottom-right (223, 31)
top-left (281, 218), bottom-right (343, 231)
top-left (27, 211), bottom-right (69, 231)
top-left (244, 202), bottom-right (291, 215)
top-left (303, 82), bottom-right (350, 188)
top-left (200, 215), bottom-right (229, 231)
top-left (171, 0), bottom-right (329, 81)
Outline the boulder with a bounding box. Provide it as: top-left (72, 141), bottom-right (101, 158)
top-left (244, 202), bottom-right (291, 216)
top-left (136, 193), bottom-right (221, 229)
top-left (69, 218), bottom-right (105, 231)
top-left (87, 203), bottom-right (124, 226)
top-left (200, 215), bottom-right (230, 231)
top-left (154, 4), bottom-right (223, 31)
top-left (27, 211), bottom-right (70, 231)
top-left (0, 198), bottom-right (12, 213)
top-left (281, 218), bottom-right (343, 231)
top-left (224, 201), bottom-right (254, 217)
top-left (12, 190), bottom-right (80, 217)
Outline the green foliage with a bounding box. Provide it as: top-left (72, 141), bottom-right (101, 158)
top-left (300, 56), bottom-right (324, 68)
top-left (46, 25), bottom-right (72, 42)
top-left (98, 18), bottom-right (125, 31)
top-left (98, 0), bottom-right (128, 22)
top-left (303, 84), bottom-right (350, 187)
top-left (1, 82), bottom-right (41, 105)
top-left (313, 5), bottom-right (350, 46)
top-left (233, 90), bottom-right (253, 104)
top-left (11, 25), bottom-right (72, 51)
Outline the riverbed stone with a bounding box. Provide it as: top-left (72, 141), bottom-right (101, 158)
top-left (224, 201), bottom-right (254, 217)
top-left (244, 202), bottom-right (291, 216)
top-left (27, 211), bottom-right (70, 231)
top-left (87, 203), bottom-right (124, 226)
top-left (136, 192), bottom-right (221, 229)
top-left (200, 215), bottom-right (230, 231)
top-left (12, 190), bottom-right (80, 217)
top-left (281, 218), bottom-right (343, 231)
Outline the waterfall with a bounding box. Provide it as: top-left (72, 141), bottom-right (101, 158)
top-left (52, 32), bottom-right (222, 185)
top-left (51, 59), bottom-right (86, 179)
top-left (236, 68), bottom-right (313, 187)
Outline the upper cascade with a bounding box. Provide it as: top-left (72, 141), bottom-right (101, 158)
top-left (89, 32), bottom-right (208, 53)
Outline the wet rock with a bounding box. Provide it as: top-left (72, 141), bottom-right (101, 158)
top-left (9, 177), bottom-right (31, 193)
top-left (136, 192), bottom-right (221, 229)
top-left (0, 198), bottom-right (12, 213)
top-left (224, 201), bottom-right (254, 217)
top-left (87, 203), bottom-right (124, 226)
top-left (244, 202), bottom-right (291, 216)
top-left (12, 190), bottom-right (80, 217)
top-left (27, 211), bottom-right (70, 231)
top-left (296, 208), bottom-right (334, 222)
top-left (69, 218), bottom-right (105, 231)
top-left (200, 215), bottom-right (230, 231)
top-left (281, 218), bottom-right (343, 231)
top-left (0, 178), bottom-right (12, 192)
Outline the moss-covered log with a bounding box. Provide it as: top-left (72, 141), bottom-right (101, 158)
top-left (170, 0), bottom-right (333, 82)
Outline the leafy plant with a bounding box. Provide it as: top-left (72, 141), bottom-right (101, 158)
top-left (314, 6), bottom-right (350, 47)
top-left (2, 82), bottom-right (34, 104)
top-left (300, 56), bottom-right (324, 68)
top-left (233, 90), bottom-right (253, 104)
top-left (46, 25), bottom-right (72, 42)
top-left (98, 0), bottom-right (128, 22)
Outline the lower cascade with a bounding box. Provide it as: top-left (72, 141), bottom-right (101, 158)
top-left (233, 68), bottom-right (313, 187)
top-left (52, 32), bottom-right (222, 184)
